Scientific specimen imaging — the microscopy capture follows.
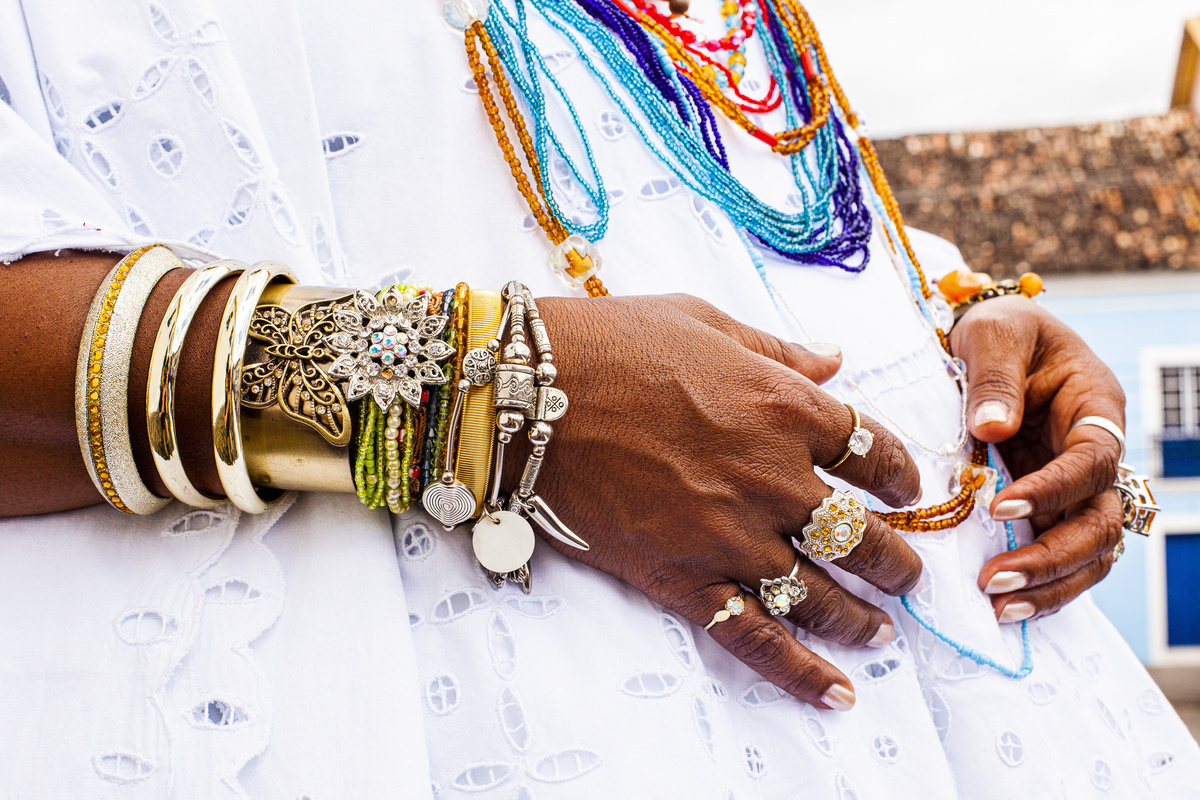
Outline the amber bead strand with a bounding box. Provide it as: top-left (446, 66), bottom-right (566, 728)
top-left (877, 439), bottom-right (990, 533)
top-left (465, 22), bottom-right (611, 298)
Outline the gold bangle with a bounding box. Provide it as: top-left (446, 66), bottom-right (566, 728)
top-left (212, 262), bottom-right (296, 513)
top-left (76, 245), bottom-right (181, 514)
top-left (240, 283), bottom-right (356, 494)
top-left (455, 289), bottom-right (503, 513)
top-left (147, 260), bottom-right (242, 507)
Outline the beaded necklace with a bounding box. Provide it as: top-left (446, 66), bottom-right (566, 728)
top-left (480, 0), bottom-right (872, 270)
top-left (629, 0), bottom-right (783, 114)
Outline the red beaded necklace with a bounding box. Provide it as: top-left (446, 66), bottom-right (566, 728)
top-left (630, 0), bottom-right (782, 114)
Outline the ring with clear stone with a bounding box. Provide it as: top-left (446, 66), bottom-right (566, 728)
top-left (704, 590), bottom-right (747, 630)
top-left (758, 557), bottom-right (808, 616)
top-left (820, 403), bottom-right (874, 471)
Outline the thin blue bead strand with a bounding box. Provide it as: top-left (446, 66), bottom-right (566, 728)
top-left (897, 445), bottom-right (1034, 680)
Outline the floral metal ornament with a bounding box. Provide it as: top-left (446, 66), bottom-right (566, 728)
top-left (326, 288), bottom-right (454, 411)
top-left (241, 296), bottom-right (352, 446)
top-left (800, 489), bottom-right (867, 562)
top-left (759, 575), bottom-right (806, 616)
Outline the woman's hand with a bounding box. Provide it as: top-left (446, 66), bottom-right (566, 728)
top-left (530, 294), bottom-right (924, 711)
top-left (952, 295), bottom-right (1126, 623)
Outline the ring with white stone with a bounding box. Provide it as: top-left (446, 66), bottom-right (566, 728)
top-left (704, 591), bottom-right (747, 630)
top-left (820, 404), bottom-right (874, 471)
top-left (799, 489), bottom-right (867, 562)
top-left (758, 558), bottom-right (808, 616)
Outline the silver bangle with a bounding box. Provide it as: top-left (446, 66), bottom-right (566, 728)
top-left (75, 245), bottom-right (183, 514)
top-left (147, 260), bottom-right (243, 508)
top-left (212, 262), bottom-right (296, 513)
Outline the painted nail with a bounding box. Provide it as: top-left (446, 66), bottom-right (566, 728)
top-left (984, 571), bottom-right (1027, 594)
top-left (992, 499), bottom-right (1033, 521)
top-left (973, 401), bottom-right (1010, 427)
top-left (998, 601), bottom-right (1035, 623)
top-left (806, 342), bottom-right (842, 358)
top-left (821, 683), bottom-right (856, 711)
top-left (867, 621), bottom-right (895, 648)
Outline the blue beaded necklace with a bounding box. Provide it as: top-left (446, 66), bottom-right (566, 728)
top-left (897, 447), bottom-right (1034, 680)
top-left (482, 0), bottom-right (873, 271)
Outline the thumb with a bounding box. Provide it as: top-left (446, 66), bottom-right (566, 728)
top-left (953, 306), bottom-right (1036, 443)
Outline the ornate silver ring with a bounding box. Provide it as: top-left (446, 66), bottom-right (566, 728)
top-left (759, 557), bottom-right (807, 616)
top-left (1072, 416), bottom-right (1159, 536)
top-left (704, 591), bottom-right (747, 630)
top-left (821, 404), bottom-right (874, 471)
top-left (800, 489), bottom-right (867, 562)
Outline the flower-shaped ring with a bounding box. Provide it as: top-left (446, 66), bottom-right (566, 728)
top-left (799, 489), bottom-right (867, 562)
top-left (759, 557), bottom-right (807, 616)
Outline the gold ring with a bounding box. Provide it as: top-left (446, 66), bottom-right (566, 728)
top-left (704, 591), bottom-right (746, 630)
top-left (820, 404), bottom-right (874, 471)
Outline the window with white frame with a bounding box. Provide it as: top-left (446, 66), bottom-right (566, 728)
top-left (1160, 366), bottom-right (1200, 477)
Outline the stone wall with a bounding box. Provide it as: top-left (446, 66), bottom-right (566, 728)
top-left (875, 110), bottom-right (1200, 277)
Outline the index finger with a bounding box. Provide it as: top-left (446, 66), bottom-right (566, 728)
top-left (991, 419), bottom-right (1121, 521)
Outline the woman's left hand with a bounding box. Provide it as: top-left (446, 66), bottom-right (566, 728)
top-left (950, 294), bottom-right (1127, 623)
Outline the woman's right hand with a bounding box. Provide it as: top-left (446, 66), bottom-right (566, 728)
top-left (528, 294), bottom-right (925, 710)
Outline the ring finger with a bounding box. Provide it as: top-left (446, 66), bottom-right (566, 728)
top-left (728, 544), bottom-right (895, 649)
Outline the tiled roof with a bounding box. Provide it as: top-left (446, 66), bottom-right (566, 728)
top-left (875, 109), bottom-right (1200, 276)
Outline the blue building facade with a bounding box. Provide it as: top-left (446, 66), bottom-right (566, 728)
top-left (1042, 272), bottom-right (1200, 665)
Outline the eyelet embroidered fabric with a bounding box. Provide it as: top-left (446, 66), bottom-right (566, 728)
top-left (0, 1), bottom-right (1197, 798)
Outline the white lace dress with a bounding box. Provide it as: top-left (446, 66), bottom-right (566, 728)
top-left (0, 1), bottom-right (1196, 798)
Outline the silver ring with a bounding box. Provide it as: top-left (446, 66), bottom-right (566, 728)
top-left (1071, 416), bottom-right (1126, 461)
top-left (759, 556), bottom-right (807, 616)
top-left (799, 489), bottom-right (867, 562)
top-left (704, 591), bottom-right (746, 630)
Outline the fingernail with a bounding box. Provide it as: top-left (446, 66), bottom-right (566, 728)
top-left (973, 401), bottom-right (1009, 427)
top-left (984, 571), bottom-right (1027, 594)
top-left (998, 601), bottom-right (1035, 623)
top-left (913, 570), bottom-right (928, 595)
top-left (806, 342), bottom-right (841, 358)
top-left (867, 621), bottom-right (895, 648)
top-left (992, 499), bottom-right (1033, 521)
top-left (821, 683), bottom-right (856, 711)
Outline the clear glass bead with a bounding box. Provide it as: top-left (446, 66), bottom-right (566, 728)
top-left (548, 234), bottom-right (602, 289)
top-left (444, 0), bottom-right (488, 29)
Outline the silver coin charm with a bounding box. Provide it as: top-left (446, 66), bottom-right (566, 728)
top-left (472, 510), bottom-right (536, 574)
top-left (421, 480), bottom-right (477, 529)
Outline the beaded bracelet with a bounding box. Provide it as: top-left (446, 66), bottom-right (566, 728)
top-left (936, 268), bottom-right (1045, 324)
top-left (464, 281), bottom-right (587, 593)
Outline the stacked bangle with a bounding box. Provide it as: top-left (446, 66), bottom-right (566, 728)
top-left (147, 260), bottom-right (241, 508)
top-left (212, 262), bottom-right (297, 513)
top-left (455, 289), bottom-right (503, 512)
top-left (76, 245), bottom-right (183, 514)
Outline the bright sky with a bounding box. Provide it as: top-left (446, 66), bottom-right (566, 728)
top-left (801, 0), bottom-right (1199, 136)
